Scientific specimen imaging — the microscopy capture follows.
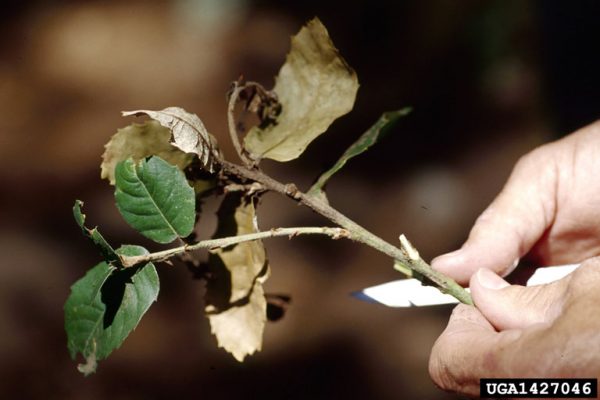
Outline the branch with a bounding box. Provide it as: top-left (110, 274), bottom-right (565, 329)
top-left (121, 226), bottom-right (350, 268)
top-left (220, 160), bottom-right (473, 305)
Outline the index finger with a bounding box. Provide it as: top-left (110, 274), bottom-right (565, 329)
top-left (429, 304), bottom-right (525, 396)
top-left (432, 144), bottom-right (559, 284)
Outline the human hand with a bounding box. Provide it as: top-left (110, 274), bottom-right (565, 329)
top-left (432, 121), bottom-right (600, 285)
top-left (429, 259), bottom-right (600, 397)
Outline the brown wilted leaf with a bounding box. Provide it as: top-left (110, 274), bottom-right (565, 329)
top-left (205, 193), bottom-right (270, 362)
top-left (243, 18), bottom-right (359, 162)
top-left (100, 121), bottom-right (193, 185)
top-left (122, 107), bottom-right (220, 172)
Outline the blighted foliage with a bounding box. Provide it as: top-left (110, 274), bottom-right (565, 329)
top-left (100, 120), bottom-right (193, 185)
top-left (66, 17), bottom-right (413, 374)
top-left (205, 193), bottom-right (270, 361)
top-left (244, 18), bottom-right (359, 162)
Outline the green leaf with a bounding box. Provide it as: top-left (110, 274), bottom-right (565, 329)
top-left (308, 108), bottom-right (411, 197)
top-left (114, 156), bottom-right (195, 244)
top-left (64, 245), bottom-right (159, 375)
top-left (73, 200), bottom-right (120, 264)
top-left (65, 261), bottom-right (114, 364)
top-left (243, 18), bottom-right (359, 162)
top-left (122, 107), bottom-right (221, 173)
top-left (205, 193), bottom-right (270, 362)
top-left (101, 120), bottom-right (193, 185)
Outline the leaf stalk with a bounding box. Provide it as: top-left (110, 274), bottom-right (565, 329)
top-left (227, 82), bottom-right (254, 167)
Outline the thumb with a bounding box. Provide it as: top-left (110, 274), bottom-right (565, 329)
top-left (469, 268), bottom-right (568, 331)
top-left (432, 147), bottom-right (558, 285)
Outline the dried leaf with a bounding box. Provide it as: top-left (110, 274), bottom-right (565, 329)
top-left (243, 18), bottom-right (359, 162)
top-left (101, 121), bottom-right (193, 185)
top-left (122, 107), bottom-right (220, 172)
top-left (205, 193), bottom-right (270, 362)
top-left (308, 108), bottom-right (411, 197)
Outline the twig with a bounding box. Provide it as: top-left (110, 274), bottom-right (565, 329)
top-left (121, 227), bottom-right (350, 268)
top-left (219, 160), bottom-right (473, 305)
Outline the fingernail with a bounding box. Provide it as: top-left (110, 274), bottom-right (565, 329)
top-left (476, 268), bottom-right (509, 290)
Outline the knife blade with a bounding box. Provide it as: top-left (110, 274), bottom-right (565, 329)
top-left (353, 264), bottom-right (580, 307)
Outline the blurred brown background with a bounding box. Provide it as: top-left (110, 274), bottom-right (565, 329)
top-left (1, 0), bottom-right (599, 399)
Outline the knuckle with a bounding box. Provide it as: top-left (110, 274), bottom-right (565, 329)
top-left (428, 339), bottom-right (456, 390)
top-left (473, 205), bottom-right (496, 226)
top-left (511, 144), bottom-right (558, 190)
top-left (429, 336), bottom-right (477, 394)
top-left (513, 144), bottom-right (552, 172)
top-left (428, 305), bottom-right (472, 391)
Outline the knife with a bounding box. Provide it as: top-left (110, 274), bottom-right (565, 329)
top-left (353, 264), bottom-right (580, 307)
